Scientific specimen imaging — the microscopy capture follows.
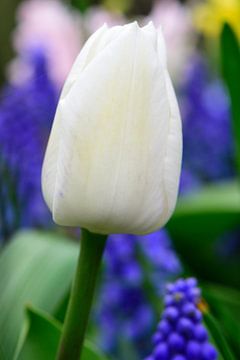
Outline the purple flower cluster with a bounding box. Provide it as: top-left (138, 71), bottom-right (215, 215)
top-left (145, 278), bottom-right (217, 360)
top-left (180, 55), bottom-right (234, 193)
top-left (95, 230), bottom-right (181, 356)
top-left (0, 49), bottom-right (58, 237)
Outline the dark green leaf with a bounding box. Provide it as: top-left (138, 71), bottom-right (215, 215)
top-left (203, 284), bottom-right (240, 356)
top-left (167, 182), bottom-right (240, 287)
top-left (221, 23), bottom-right (240, 175)
top-left (0, 230), bottom-right (78, 360)
top-left (204, 312), bottom-right (235, 360)
top-left (0, 0), bottom-right (23, 84)
top-left (71, 0), bottom-right (93, 13)
top-left (15, 305), bottom-right (107, 360)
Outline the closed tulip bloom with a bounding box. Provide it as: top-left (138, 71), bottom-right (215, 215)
top-left (42, 22), bottom-right (182, 235)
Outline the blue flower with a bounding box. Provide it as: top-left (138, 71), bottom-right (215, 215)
top-left (0, 49), bottom-right (58, 238)
top-left (145, 278), bottom-right (218, 360)
top-left (94, 230), bottom-right (181, 357)
top-left (180, 55), bottom-right (234, 193)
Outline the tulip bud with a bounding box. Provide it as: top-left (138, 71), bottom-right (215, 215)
top-left (42, 22), bottom-right (182, 235)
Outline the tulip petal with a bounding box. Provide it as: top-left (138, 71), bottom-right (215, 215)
top-left (42, 23), bottom-right (182, 234)
top-left (42, 24), bottom-right (124, 210)
top-left (61, 24), bottom-right (108, 98)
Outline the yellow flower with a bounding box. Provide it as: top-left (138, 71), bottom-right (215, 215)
top-left (103, 0), bottom-right (132, 13)
top-left (193, 0), bottom-right (240, 38)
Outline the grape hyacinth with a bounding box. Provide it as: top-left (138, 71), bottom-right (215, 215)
top-left (94, 230), bottom-right (181, 358)
top-left (180, 55), bottom-right (234, 193)
top-left (0, 49), bottom-right (58, 239)
top-left (145, 278), bottom-right (217, 360)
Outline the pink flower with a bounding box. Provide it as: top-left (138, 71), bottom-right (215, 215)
top-left (146, 0), bottom-right (196, 83)
top-left (9, 0), bottom-right (83, 88)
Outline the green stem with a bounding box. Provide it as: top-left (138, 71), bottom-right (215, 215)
top-left (56, 229), bottom-right (107, 360)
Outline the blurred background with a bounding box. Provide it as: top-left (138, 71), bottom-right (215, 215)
top-left (0, 0), bottom-right (240, 359)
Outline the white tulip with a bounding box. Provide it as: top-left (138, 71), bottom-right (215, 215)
top-left (42, 21), bottom-right (182, 235)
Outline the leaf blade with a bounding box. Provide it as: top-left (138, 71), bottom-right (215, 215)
top-left (167, 182), bottom-right (240, 287)
top-left (221, 23), bottom-right (240, 175)
top-left (16, 305), bottom-right (108, 360)
top-left (0, 230), bottom-right (78, 360)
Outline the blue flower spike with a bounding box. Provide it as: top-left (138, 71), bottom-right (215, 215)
top-left (145, 278), bottom-right (218, 360)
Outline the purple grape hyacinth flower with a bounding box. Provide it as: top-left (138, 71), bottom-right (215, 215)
top-left (145, 278), bottom-right (217, 360)
top-left (180, 55), bottom-right (234, 194)
top-left (0, 49), bottom-right (58, 238)
top-left (94, 230), bottom-right (181, 357)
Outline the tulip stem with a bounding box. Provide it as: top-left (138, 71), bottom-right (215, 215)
top-left (56, 229), bottom-right (107, 360)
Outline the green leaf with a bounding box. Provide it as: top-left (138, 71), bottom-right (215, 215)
top-left (15, 305), bottom-right (107, 360)
top-left (221, 23), bottom-right (240, 175)
top-left (71, 0), bottom-right (93, 13)
top-left (0, 0), bottom-right (23, 85)
top-left (203, 284), bottom-right (240, 356)
top-left (14, 306), bottom-right (62, 360)
top-left (204, 312), bottom-right (235, 360)
top-left (0, 230), bottom-right (78, 360)
top-left (167, 182), bottom-right (240, 287)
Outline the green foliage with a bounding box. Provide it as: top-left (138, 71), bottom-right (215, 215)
top-left (14, 306), bottom-right (62, 360)
top-left (203, 284), bottom-right (240, 356)
top-left (221, 23), bottom-right (240, 176)
top-left (167, 181), bottom-right (240, 287)
top-left (71, 0), bottom-right (94, 13)
top-left (167, 180), bottom-right (240, 357)
top-left (204, 311), bottom-right (235, 360)
top-left (0, 230), bottom-right (78, 360)
top-left (1, 188), bottom-right (240, 359)
top-left (15, 305), bottom-right (107, 360)
top-left (0, 0), bottom-right (23, 84)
